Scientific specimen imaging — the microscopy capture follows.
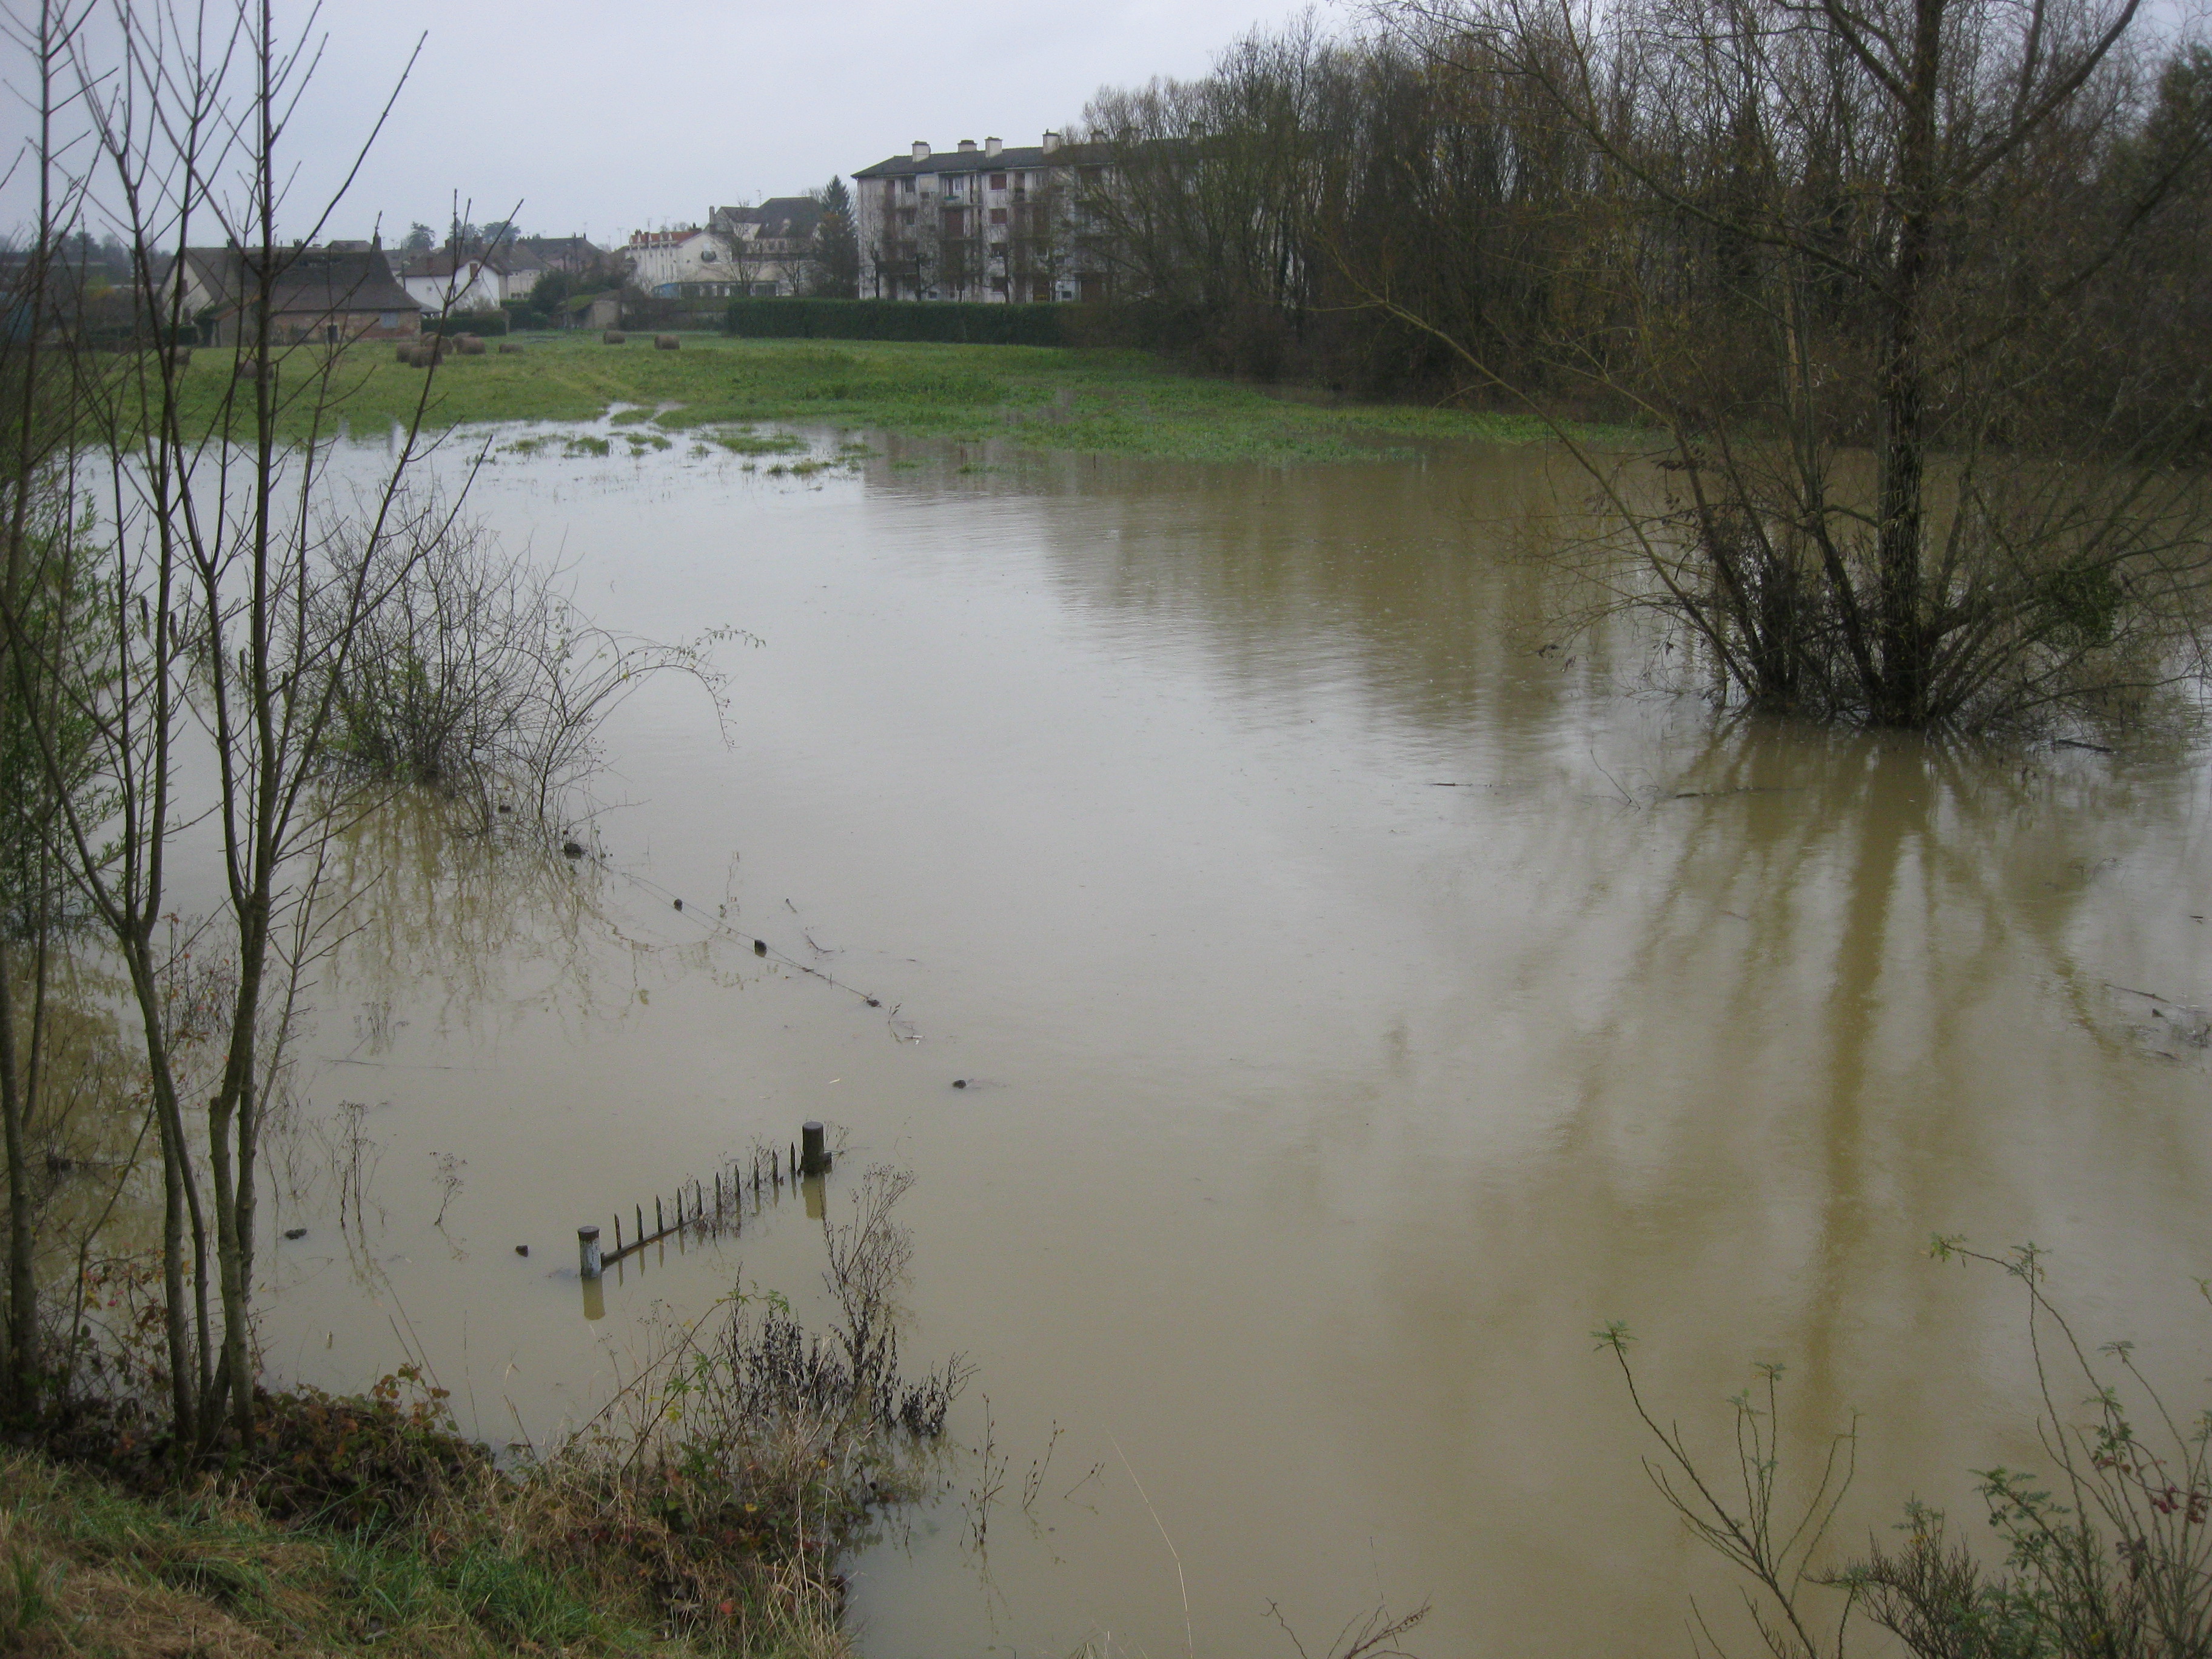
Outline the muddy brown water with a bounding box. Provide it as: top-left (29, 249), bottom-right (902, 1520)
top-left (246, 421), bottom-right (2212, 1658)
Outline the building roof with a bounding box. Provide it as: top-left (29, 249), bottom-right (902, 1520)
top-left (155, 246), bottom-right (413, 315)
top-left (852, 140), bottom-right (1110, 179)
top-left (712, 197), bottom-right (823, 242)
top-left (400, 249), bottom-right (493, 279)
top-left (266, 247), bottom-right (415, 314)
top-left (518, 235), bottom-right (606, 261)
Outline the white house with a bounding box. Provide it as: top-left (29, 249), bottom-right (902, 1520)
top-left (625, 227), bottom-right (721, 296)
top-left (626, 200), bottom-right (822, 300)
top-left (400, 249), bottom-right (504, 314)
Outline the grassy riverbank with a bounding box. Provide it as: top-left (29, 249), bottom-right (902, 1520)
top-left (0, 1448), bottom-right (687, 1658)
top-left (186, 332), bottom-right (1566, 464)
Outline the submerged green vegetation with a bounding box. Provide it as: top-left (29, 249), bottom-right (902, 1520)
top-left (180, 333), bottom-right (1570, 464)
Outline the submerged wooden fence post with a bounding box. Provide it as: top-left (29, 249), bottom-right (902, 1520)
top-left (801, 1121), bottom-right (828, 1176)
top-left (578, 1225), bottom-right (602, 1279)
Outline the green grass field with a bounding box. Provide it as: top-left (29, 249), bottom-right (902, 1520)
top-left (184, 332), bottom-right (1567, 465)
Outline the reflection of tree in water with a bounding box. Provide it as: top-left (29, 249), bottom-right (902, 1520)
top-left (1538, 721), bottom-right (2210, 1647)
top-left (317, 791), bottom-right (621, 1043)
top-left (5, 933), bottom-right (264, 1382)
top-left (1018, 451), bottom-right (1635, 736)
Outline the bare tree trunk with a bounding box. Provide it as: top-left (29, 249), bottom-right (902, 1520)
top-left (0, 942), bottom-right (32, 1407)
top-left (1869, 0), bottom-right (1946, 726)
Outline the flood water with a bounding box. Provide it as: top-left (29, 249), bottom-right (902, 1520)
top-left (251, 421), bottom-right (2212, 1658)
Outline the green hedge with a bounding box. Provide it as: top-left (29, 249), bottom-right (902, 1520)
top-left (723, 297), bottom-right (1070, 346)
top-left (423, 310), bottom-right (508, 337)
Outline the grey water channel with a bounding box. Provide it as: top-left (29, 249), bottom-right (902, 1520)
top-left (255, 418), bottom-right (2212, 1658)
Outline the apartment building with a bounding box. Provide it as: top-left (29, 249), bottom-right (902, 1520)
top-left (851, 133), bottom-right (1112, 303)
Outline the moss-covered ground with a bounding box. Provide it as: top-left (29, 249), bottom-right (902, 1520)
top-left (180, 332), bottom-right (1571, 464)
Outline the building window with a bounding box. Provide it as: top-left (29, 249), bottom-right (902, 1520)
top-left (990, 173), bottom-right (1007, 190)
top-left (990, 208), bottom-right (1007, 226)
top-left (378, 312), bottom-right (397, 329)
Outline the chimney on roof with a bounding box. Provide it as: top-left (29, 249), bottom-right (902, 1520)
top-left (958, 138), bottom-right (977, 153)
top-left (1042, 130), bottom-right (1062, 155)
top-left (912, 140), bottom-right (931, 160)
top-left (985, 136), bottom-right (1002, 157)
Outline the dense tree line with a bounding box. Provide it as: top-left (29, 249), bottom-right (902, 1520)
top-left (1083, 5), bottom-right (2212, 428)
top-left (1082, 1), bottom-right (2212, 726)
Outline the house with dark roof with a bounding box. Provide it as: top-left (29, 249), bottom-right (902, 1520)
top-left (399, 249), bottom-right (506, 315)
top-left (626, 198), bottom-right (825, 300)
top-left (153, 244), bottom-right (419, 345)
top-left (515, 236), bottom-right (610, 276)
top-left (851, 133), bottom-right (1113, 303)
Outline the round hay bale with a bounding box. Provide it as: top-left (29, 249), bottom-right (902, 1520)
top-left (457, 334), bottom-right (487, 355)
top-left (234, 357), bottom-right (262, 380)
top-left (496, 341), bottom-right (525, 355)
top-left (603, 329), bottom-right (626, 345)
top-left (654, 333), bottom-right (680, 350)
top-left (395, 342), bottom-right (414, 362)
top-left (164, 346), bottom-right (192, 370)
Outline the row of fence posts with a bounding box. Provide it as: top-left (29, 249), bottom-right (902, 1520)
top-left (578, 1120), bottom-right (829, 1283)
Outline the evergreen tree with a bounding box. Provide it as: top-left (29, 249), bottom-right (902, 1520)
top-left (809, 177), bottom-right (860, 298)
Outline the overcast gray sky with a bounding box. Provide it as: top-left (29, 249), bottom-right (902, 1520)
top-left (53, 0), bottom-right (1319, 247)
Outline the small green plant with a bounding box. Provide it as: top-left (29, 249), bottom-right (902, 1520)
top-left (0, 1547), bottom-right (56, 1644)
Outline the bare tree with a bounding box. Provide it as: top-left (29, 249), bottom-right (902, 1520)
top-left (1354, 0), bottom-right (2212, 727)
top-left (708, 206), bottom-right (766, 298)
top-left (0, 0), bottom-right (466, 1449)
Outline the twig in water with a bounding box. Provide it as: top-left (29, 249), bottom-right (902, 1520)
top-left (1109, 1431), bottom-right (1193, 1659)
top-left (1021, 1422), bottom-right (1062, 1515)
top-left (968, 1395), bottom-right (1008, 1545)
top-left (431, 1151), bottom-right (466, 1228)
top-left (1267, 1600), bottom-right (1430, 1659)
top-left (1589, 748), bottom-right (1638, 808)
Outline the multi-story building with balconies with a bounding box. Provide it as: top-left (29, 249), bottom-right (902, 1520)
top-left (851, 133), bottom-right (1113, 303)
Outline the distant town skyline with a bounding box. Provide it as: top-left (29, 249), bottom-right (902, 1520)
top-left (0, 0), bottom-right (1302, 247)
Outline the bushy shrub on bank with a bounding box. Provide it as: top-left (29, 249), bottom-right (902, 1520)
top-left (725, 297), bottom-right (1071, 346)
